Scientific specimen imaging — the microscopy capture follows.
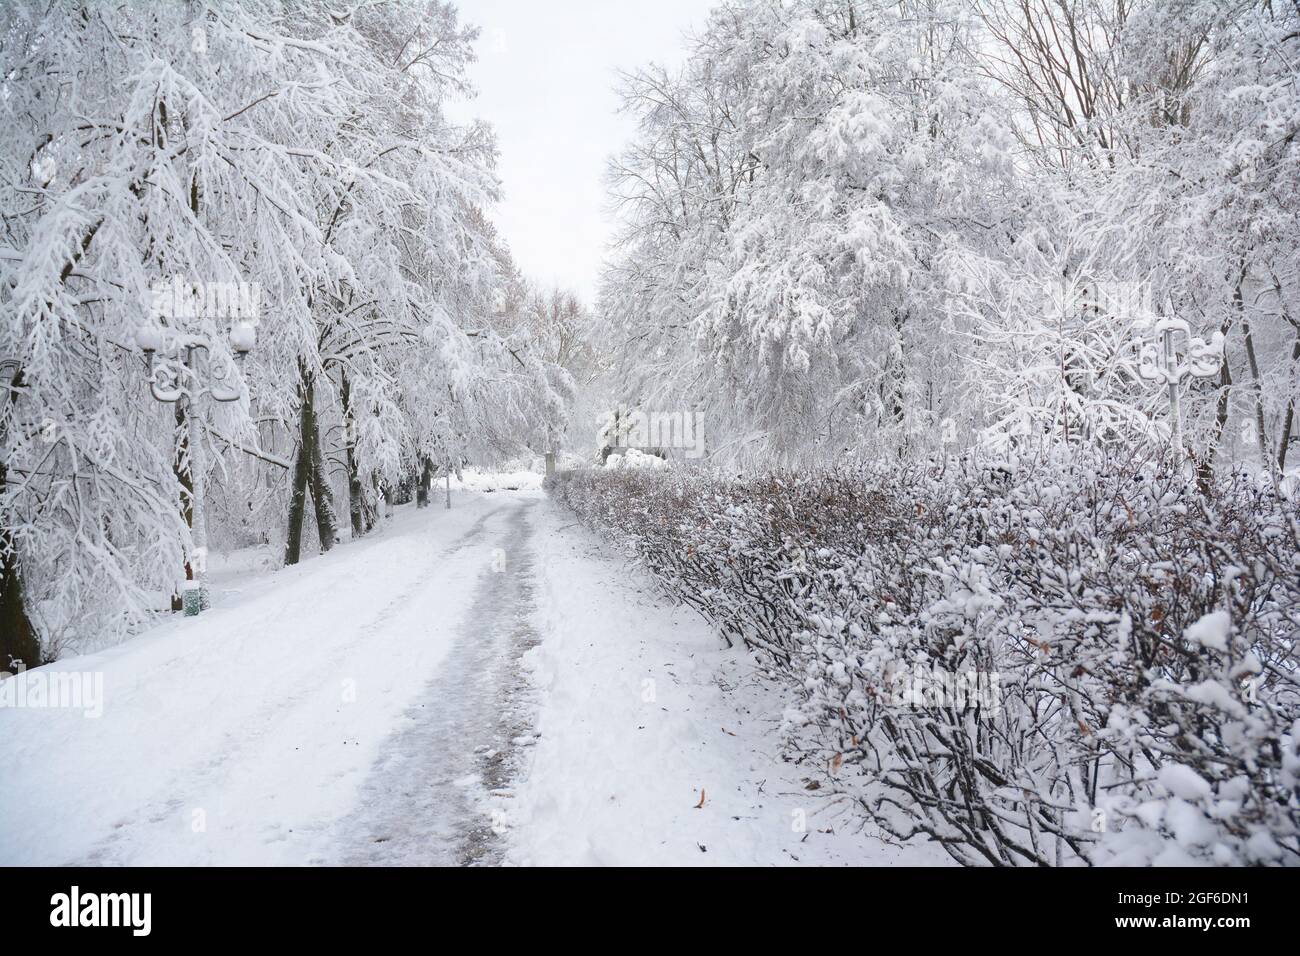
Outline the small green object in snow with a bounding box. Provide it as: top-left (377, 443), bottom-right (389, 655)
top-left (183, 586), bottom-right (203, 617)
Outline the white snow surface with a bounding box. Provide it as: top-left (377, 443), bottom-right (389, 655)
top-left (0, 489), bottom-right (942, 867)
top-left (450, 467), bottom-right (544, 493)
top-left (509, 501), bottom-right (945, 866)
top-left (1, 494), bottom-right (514, 864)
top-left (1183, 610), bottom-right (1232, 652)
top-left (602, 448), bottom-right (669, 470)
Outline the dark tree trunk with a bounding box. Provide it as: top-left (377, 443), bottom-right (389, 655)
top-left (0, 368), bottom-right (41, 669)
top-left (0, 215), bottom-right (101, 655)
top-left (1278, 324), bottom-right (1299, 473)
top-left (283, 426), bottom-right (311, 567)
top-left (416, 458), bottom-right (434, 508)
top-left (172, 401), bottom-right (196, 611)
top-left (1198, 274), bottom-right (1240, 488)
top-left (1240, 310), bottom-right (1271, 474)
top-left (283, 364), bottom-right (315, 566)
top-left (1269, 276), bottom-right (1299, 474)
top-left (0, 535), bottom-right (41, 671)
top-left (340, 371), bottom-right (367, 538)
top-left (284, 362), bottom-right (340, 564)
top-left (306, 396), bottom-right (339, 554)
top-left (173, 122), bottom-right (201, 604)
top-left (348, 463), bottom-right (367, 537)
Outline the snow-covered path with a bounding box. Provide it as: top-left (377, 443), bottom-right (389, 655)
top-left (329, 500), bottom-right (542, 866)
top-left (1, 488), bottom-right (941, 867)
top-left (0, 493), bottom-right (538, 866)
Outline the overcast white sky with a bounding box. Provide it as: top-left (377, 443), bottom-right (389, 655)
top-left (448, 0), bottom-right (715, 305)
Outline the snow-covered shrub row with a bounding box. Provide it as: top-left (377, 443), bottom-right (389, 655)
top-left (548, 459), bottom-right (1300, 866)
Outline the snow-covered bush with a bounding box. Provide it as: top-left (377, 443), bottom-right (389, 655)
top-left (603, 449), bottom-right (668, 471)
top-left (548, 455), bottom-right (1300, 866)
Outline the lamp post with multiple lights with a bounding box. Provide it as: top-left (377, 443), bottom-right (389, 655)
top-left (1137, 305), bottom-right (1223, 462)
top-left (135, 323), bottom-right (256, 615)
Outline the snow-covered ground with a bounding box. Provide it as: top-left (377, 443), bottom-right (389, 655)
top-left (0, 488), bottom-right (942, 867)
top-left (450, 467), bottom-right (545, 493)
top-left (0, 493), bottom-right (519, 865)
top-left (511, 501), bottom-right (945, 866)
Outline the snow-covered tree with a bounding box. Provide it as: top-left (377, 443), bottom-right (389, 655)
top-left (599, 0), bottom-right (1299, 474)
top-left (0, 0), bottom-right (569, 660)
top-left (603, 1), bottom-right (1018, 463)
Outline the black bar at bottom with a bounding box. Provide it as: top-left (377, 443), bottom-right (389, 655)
top-left (0, 865), bottom-right (1279, 942)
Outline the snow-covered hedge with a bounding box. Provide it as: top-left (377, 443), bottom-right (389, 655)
top-left (547, 457), bottom-right (1300, 866)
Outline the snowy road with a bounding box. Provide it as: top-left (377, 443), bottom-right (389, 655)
top-left (0, 493), bottom-right (540, 866)
top-left (1, 488), bottom-right (940, 867)
top-left (330, 500), bottom-right (542, 866)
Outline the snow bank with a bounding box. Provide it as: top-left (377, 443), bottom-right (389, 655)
top-left (510, 501), bottom-right (946, 866)
top-left (450, 468), bottom-right (544, 493)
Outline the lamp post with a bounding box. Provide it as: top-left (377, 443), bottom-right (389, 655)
top-left (136, 323), bottom-right (256, 615)
top-left (1137, 303), bottom-right (1223, 461)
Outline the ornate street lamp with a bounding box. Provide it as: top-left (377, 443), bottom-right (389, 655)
top-left (1138, 304), bottom-right (1223, 461)
top-left (135, 323), bottom-right (256, 615)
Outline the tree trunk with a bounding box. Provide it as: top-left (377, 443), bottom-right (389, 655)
top-left (1198, 273), bottom-right (1241, 486)
top-left (283, 424), bottom-right (311, 567)
top-left (283, 363), bottom-right (316, 566)
top-left (172, 401), bottom-right (195, 611)
top-left (1268, 274), bottom-right (1299, 474)
top-left (416, 458), bottom-right (435, 508)
top-left (1278, 324), bottom-right (1299, 473)
top-left (1240, 312), bottom-right (1271, 471)
top-left (340, 371), bottom-right (367, 538)
top-left (302, 372), bottom-right (339, 554)
top-left (174, 125), bottom-right (203, 603)
top-left (307, 433), bottom-right (338, 553)
top-left (284, 362), bottom-right (340, 564)
top-left (0, 533), bottom-right (40, 671)
top-left (0, 369), bottom-right (41, 669)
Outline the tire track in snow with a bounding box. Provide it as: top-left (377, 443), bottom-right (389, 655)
top-left (329, 498), bottom-right (542, 866)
